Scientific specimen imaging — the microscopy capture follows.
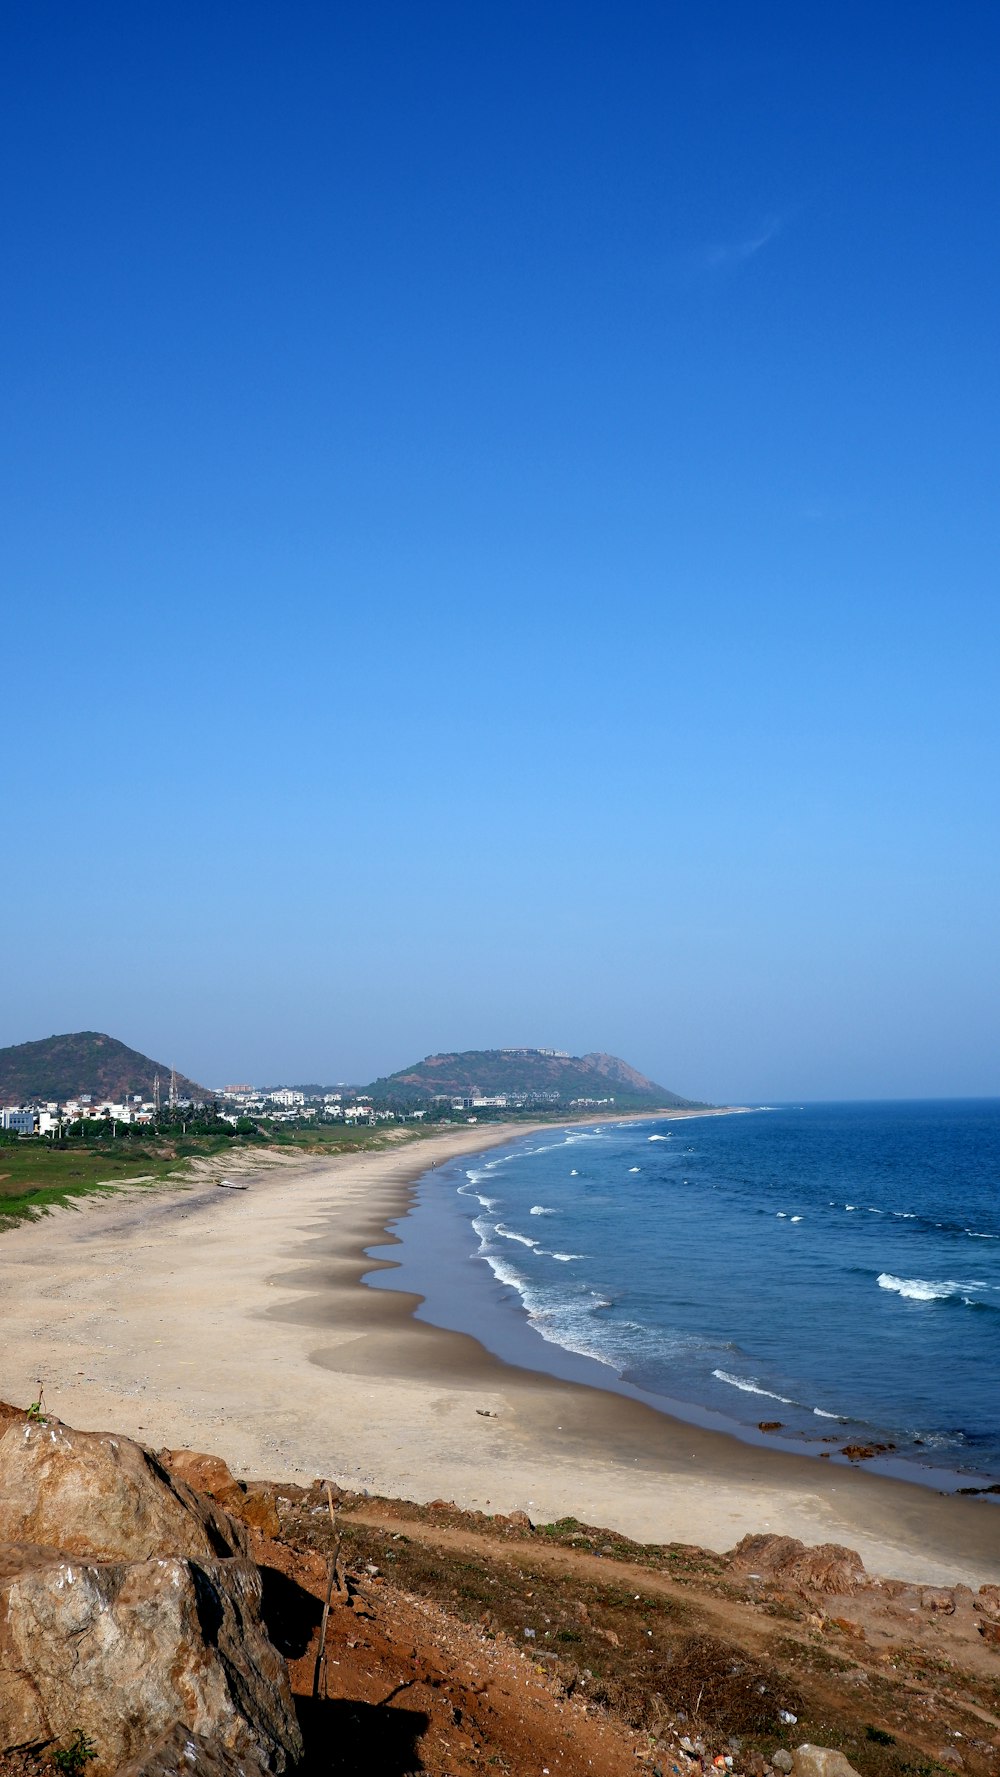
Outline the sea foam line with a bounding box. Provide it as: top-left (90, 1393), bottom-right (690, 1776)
top-left (876, 1272), bottom-right (990, 1303)
top-left (712, 1369), bottom-right (793, 1405)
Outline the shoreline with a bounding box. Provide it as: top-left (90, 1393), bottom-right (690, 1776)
top-left (369, 1117), bottom-right (1000, 1493)
top-left (1, 1115), bottom-right (998, 1588)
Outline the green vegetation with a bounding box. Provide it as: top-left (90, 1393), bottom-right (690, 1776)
top-left (367, 1047), bottom-right (708, 1112)
top-left (51, 1731), bottom-right (98, 1777)
top-left (0, 1137), bottom-right (201, 1227)
top-left (0, 1114), bottom-right (439, 1230)
top-left (0, 1030), bottom-right (206, 1103)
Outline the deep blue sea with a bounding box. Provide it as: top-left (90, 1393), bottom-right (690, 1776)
top-left (366, 1102), bottom-right (1000, 1484)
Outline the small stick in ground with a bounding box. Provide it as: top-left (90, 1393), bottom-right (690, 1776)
top-left (312, 1556), bottom-right (338, 1700)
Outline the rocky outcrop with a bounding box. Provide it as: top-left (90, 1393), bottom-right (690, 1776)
top-left (0, 1416), bottom-right (301, 1777)
top-left (0, 1545), bottom-right (300, 1775)
top-left (0, 1419), bottom-right (248, 1563)
top-left (728, 1534), bottom-right (868, 1595)
top-left (114, 1721), bottom-right (269, 1777)
top-left (160, 1451), bottom-right (281, 1541)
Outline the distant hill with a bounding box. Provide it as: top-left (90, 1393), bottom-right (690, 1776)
top-left (0, 1032), bottom-right (208, 1105)
top-left (365, 1048), bottom-right (708, 1110)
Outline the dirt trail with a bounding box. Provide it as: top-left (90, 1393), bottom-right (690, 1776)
top-left (309, 1494), bottom-right (1000, 1771)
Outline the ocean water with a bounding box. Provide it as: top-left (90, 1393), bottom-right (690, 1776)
top-left (365, 1102), bottom-right (1000, 1484)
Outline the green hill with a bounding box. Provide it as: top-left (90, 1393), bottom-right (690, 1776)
top-left (0, 1032), bottom-right (208, 1105)
top-left (365, 1048), bottom-right (708, 1111)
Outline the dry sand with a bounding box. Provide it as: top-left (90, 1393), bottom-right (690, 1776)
top-left (2, 1120), bottom-right (998, 1590)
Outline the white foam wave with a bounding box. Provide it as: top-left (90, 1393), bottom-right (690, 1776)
top-left (570, 1169), bottom-right (579, 1176)
top-left (712, 1370), bottom-right (793, 1404)
top-left (877, 1273), bottom-right (961, 1302)
top-left (790, 1215), bottom-right (802, 1223)
top-left (648, 1133), bottom-right (671, 1141)
top-left (550, 1252), bottom-right (584, 1262)
top-left (628, 1166), bottom-right (640, 1173)
top-left (480, 1251), bottom-right (526, 1292)
top-left (529, 1205), bottom-right (556, 1216)
top-left (812, 1407), bottom-right (840, 1419)
top-left (495, 1223), bottom-right (539, 1249)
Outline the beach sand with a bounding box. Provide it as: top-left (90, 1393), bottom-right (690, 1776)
top-left (2, 1120), bottom-right (997, 1590)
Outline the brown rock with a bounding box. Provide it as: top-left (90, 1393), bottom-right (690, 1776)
top-left (0, 1400), bottom-right (25, 1434)
top-left (728, 1534), bottom-right (867, 1595)
top-left (160, 1453), bottom-right (281, 1541)
top-left (237, 1490), bottom-right (281, 1540)
top-left (161, 1451), bottom-right (245, 1509)
top-left (0, 1420), bottom-right (247, 1563)
top-left (792, 1747), bottom-right (862, 1777)
top-left (0, 1544), bottom-right (301, 1776)
top-left (114, 1721), bottom-right (269, 1777)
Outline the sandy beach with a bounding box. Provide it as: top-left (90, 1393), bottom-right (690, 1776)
top-left (2, 1119), bottom-right (998, 1590)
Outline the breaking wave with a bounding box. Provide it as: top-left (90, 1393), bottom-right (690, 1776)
top-left (712, 1369), bottom-right (793, 1405)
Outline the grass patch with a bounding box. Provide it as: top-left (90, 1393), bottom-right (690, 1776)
top-left (0, 1145), bottom-right (190, 1227)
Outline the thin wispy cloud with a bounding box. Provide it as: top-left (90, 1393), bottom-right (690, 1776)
top-left (703, 214), bottom-right (783, 270)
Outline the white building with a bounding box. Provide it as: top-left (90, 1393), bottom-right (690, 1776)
top-left (1, 1109), bottom-right (35, 1134)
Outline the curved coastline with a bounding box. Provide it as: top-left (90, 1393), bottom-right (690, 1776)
top-left (0, 1116), bottom-right (997, 1590)
top-left (365, 1117), bottom-right (1000, 1494)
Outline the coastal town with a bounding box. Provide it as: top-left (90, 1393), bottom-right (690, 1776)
top-left (0, 1070), bottom-right (620, 1138)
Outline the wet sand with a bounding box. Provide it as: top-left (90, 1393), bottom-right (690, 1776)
top-left (1, 1121), bottom-right (998, 1589)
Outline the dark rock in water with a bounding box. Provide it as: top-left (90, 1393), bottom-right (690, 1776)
top-left (758, 1421), bottom-right (783, 1432)
top-left (839, 1443), bottom-right (895, 1462)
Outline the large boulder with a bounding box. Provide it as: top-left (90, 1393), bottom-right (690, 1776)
top-left (0, 1419), bottom-right (248, 1562)
top-left (729, 1534), bottom-right (867, 1595)
top-left (0, 1543), bottom-right (302, 1776)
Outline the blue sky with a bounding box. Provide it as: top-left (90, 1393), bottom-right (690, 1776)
top-left (3, 2), bottom-right (998, 1100)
